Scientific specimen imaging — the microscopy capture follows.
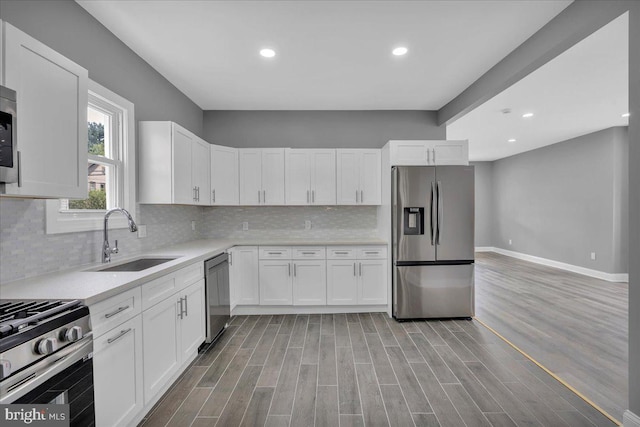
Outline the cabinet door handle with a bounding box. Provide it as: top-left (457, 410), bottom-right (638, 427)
top-left (228, 252), bottom-right (233, 265)
top-left (258, 190), bottom-right (261, 204)
top-left (433, 149), bottom-right (436, 164)
top-left (107, 328), bottom-right (132, 344)
top-left (177, 298), bottom-right (184, 319)
top-left (353, 263), bottom-right (356, 276)
top-left (288, 263), bottom-right (291, 276)
top-left (263, 190), bottom-right (266, 203)
top-left (105, 305), bottom-right (129, 319)
top-left (356, 190), bottom-right (359, 204)
top-left (427, 148), bottom-right (430, 164)
top-left (213, 189), bottom-right (216, 203)
top-left (294, 264), bottom-right (297, 277)
top-left (359, 262), bottom-right (362, 276)
top-left (184, 295), bottom-right (188, 317)
top-left (312, 190), bottom-right (315, 203)
top-left (307, 190), bottom-right (310, 203)
top-left (360, 190), bottom-right (363, 203)
top-left (194, 187), bottom-right (197, 201)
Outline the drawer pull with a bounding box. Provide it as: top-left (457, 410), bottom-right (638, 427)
top-left (104, 305), bottom-right (129, 319)
top-left (301, 252), bottom-right (316, 255)
top-left (334, 251), bottom-right (349, 255)
top-left (268, 252), bottom-right (283, 255)
top-left (107, 328), bottom-right (132, 344)
top-left (364, 251), bottom-right (380, 255)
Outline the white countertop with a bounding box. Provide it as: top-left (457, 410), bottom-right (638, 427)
top-left (0, 238), bottom-right (387, 306)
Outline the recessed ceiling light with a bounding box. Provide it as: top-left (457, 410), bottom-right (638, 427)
top-left (508, 138), bottom-right (517, 143)
top-left (522, 112), bottom-right (534, 118)
top-left (622, 112), bottom-right (630, 118)
top-left (392, 47), bottom-right (408, 56)
top-left (260, 48), bottom-right (276, 58)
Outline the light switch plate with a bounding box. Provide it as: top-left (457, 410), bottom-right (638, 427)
top-left (137, 225), bottom-right (147, 238)
top-left (242, 222), bottom-right (249, 231)
top-left (305, 220), bottom-right (312, 230)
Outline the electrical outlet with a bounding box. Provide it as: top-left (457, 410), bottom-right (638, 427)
top-left (242, 221), bottom-right (249, 231)
top-left (137, 224), bottom-right (147, 238)
top-left (508, 239), bottom-right (512, 245)
top-left (191, 221), bottom-right (196, 231)
top-left (305, 220), bottom-right (312, 230)
top-left (591, 252), bottom-right (596, 260)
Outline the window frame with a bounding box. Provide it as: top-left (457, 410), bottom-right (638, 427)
top-left (45, 80), bottom-right (136, 234)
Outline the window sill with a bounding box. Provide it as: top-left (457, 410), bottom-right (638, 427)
top-left (45, 201), bottom-right (130, 234)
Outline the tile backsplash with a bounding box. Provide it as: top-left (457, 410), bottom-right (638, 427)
top-left (201, 206), bottom-right (379, 240)
top-left (0, 200), bottom-right (379, 284)
top-left (0, 199), bottom-right (201, 283)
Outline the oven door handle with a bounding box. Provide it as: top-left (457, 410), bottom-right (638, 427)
top-left (0, 335), bottom-right (93, 404)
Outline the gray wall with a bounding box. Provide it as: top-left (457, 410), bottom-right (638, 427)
top-left (490, 127), bottom-right (628, 275)
top-left (203, 110), bottom-right (445, 148)
top-left (471, 162), bottom-right (494, 248)
top-left (0, 0), bottom-right (203, 135)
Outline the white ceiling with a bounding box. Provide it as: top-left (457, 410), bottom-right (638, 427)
top-left (77, 0), bottom-right (570, 110)
top-left (447, 13), bottom-right (629, 161)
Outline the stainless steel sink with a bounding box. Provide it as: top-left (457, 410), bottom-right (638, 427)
top-left (92, 257), bottom-right (178, 272)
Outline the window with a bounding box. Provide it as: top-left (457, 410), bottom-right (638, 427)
top-left (46, 80), bottom-right (135, 234)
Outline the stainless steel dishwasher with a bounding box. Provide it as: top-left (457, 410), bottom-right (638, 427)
top-left (204, 253), bottom-right (230, 343)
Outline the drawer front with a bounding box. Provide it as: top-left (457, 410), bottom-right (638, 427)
top-left (259, 247), bottom-right (292, 259)
top-left (326, 247), bottom-right (357, 259)
top-left (141, 273), bottom-right (178, 311)
top-left (357, 247), bottom-right (388, 259)
top-left (291, 247), bottom-right (326, 259)
top-left (177, 262), bottom-right (204, 288)
top-left (91, 287), bottom-right (142, 339)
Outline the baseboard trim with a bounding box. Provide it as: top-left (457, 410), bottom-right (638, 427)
top-left (476, 247), bottom-right (629, 283)
top-left (624, 411), bottom-right (640, 427)
top-left (232, 305), bottom-right (387, 316)
top-left (474, 246), bottom-right (494, 252)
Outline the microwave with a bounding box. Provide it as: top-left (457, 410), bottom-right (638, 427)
top-left (0, 85), bottom-right (18, 184)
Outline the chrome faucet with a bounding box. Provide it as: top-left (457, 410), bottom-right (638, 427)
top-left (102, 208), bottom-right (138, 263)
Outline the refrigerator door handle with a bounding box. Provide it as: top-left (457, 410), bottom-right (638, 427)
top-left (436, 181), bottom-right (443, 245)
top-left (430, 182), bottom-right (435, 246)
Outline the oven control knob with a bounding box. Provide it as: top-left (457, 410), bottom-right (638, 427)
top-left (36, 337), bottom-right (58, 355)
top-left (64, 326), bottom-right (83, 342)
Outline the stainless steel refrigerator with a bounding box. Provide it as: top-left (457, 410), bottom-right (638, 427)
top-left (392, 165), bottom-right (475, 320)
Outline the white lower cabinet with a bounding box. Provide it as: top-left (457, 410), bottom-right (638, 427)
top-left (293, 260), bottom-right (327, 305)
top-left (142, 279), bottom-right (205, 404)
top-left (142, 293), bottom-right (180, 404)
top-left (259, 260), bottom-right (293, 305)
top-left (326, 248), bottom-right (388, 306)
top-left (93, 314), bottom-right (144, 427)
top-left (358, 260), bottom-right (387, 305)
top-left (179, 280), bottom-right (206, 361)
top-left (326, 260), bottom-right (358, 305)
top-left (231, 245), bottom-right (388, 309)
top-left (229, 246), bottom-right (260, 307)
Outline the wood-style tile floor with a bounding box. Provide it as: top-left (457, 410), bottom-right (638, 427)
top-left (140, 312), bottom-right (616, 427)
top-left (475, 252), bottom-right (628, 422)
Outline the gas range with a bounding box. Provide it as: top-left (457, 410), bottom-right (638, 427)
top-left (0, 299), bottom-right (91, 386)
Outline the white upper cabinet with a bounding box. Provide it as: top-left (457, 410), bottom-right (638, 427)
top-left (139, 121), bottom-right (211, 205)
top-left (192, 137), bottom-right (211, 205)
top-left (285, 149), bottom-right (336, 205)
top-left (2, 23), bottom-right (88, 198)
top-left (239, 148), bottom-right (285, 205)
top-left (210, 144), bottom-right (239, 205)
top-left (388, 140), bottom-right (469, 166)
top-left (336, 149), bottom-right (381, 205)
